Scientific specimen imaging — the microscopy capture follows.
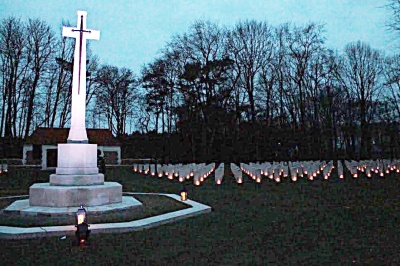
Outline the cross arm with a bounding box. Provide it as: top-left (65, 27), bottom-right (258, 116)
top-left (62, 26), bottom-right (78, 38)
top-left (87, 29), bottom-right (100, 40)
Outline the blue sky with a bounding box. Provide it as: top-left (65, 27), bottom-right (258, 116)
top-left (0, 0), bottom-right (396, 74)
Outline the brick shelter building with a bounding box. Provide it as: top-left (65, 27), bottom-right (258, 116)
top-left (23, 127), bottom-right (121, 169)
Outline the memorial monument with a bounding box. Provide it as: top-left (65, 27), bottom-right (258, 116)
top-left (6, 11), bottom-right (141, 214)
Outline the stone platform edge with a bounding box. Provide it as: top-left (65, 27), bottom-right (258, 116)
top-left (0, 193), bottom-right (212, 239)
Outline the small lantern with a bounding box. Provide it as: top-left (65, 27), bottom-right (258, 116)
top-left (237, 178), bottom-right (243, 184)
top-left (179, 176), bottom-right (184, 182)
top-left (194, 179), bottom-right (200, 186)
top-left (216, 179), bottom-right (221, 185)
top-left (75, 205), bottom-right (90, 245)
top-left (180, 186), bottom-right (188, 201)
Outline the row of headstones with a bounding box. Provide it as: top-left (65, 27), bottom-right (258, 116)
top-left (133, 163), bottom-right (216, 186)
top-left (240, 161), bottom-right (335, 183)
top-left (239, 159), bottom-right (400, 183)
top-left (344, 159), bottom-right (400, 178)
top-left (0, 164), bottom-right (8, 175)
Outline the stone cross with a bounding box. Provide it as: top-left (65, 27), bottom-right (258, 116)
top-left (62, 11), bottom-right (100, 143)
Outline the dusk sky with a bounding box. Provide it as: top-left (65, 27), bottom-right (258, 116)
top-left (0, 0), bottom-right (397, 74)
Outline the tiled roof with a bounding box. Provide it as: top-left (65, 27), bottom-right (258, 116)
top-left (25, 127), bottom-right (120, 146)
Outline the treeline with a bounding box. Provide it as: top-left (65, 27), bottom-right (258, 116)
top-left (1, 15), bottom-right (400, 161)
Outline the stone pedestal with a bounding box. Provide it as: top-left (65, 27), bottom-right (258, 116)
top-left (29, 182), bottom-right (122, 207)
top-left (27, 143), bottom-right (129, 209)
top-left (55, 143), bottom-right (98, 175)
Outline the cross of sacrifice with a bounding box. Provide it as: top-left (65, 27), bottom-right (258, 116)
top-left (62, 11), bottom-right (100, 143)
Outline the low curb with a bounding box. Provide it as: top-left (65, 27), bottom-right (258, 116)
top-left (0, 192), bottom-right (212, 239)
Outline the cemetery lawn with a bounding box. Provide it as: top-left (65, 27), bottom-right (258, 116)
top-left (0, 165), bottom-right (399, 265)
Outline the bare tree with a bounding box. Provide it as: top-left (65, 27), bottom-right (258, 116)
top-left (94, 65), bottom-right (137, 137)
top-left (21, 19), bottom-right (55, 138)
top-left (0, 17), bottom-right (29, 138)
top-left (382, 54), bottom-right (400, 121)
top-left (227, 20), bottom-right (274, 122)
top-left (336, 41), bottom-right (384, 158)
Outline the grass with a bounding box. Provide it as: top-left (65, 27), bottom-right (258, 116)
top-left (0, 165), bottom-right (399, 265)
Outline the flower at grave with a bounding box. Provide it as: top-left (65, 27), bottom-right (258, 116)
top-left (75, 205), bottom-right (90, 245)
